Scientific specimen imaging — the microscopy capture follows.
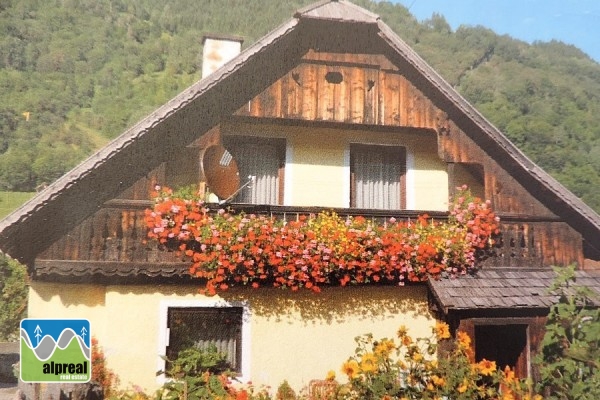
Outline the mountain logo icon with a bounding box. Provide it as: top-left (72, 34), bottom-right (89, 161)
top-left (20, 319), bottom-right (91, 383)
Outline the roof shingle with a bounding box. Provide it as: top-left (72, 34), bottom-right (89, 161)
top-left (429, 269), bottom-right (600, 312)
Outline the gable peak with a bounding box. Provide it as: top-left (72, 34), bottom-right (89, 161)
top-left (294, 0), bottom-right (379, 24)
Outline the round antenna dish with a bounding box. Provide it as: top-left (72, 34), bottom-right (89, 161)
top-left (199, 144), bottom-right (240, 199)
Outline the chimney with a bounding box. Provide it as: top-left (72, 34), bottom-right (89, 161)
top-left (201, 34), bottom-right (244, 79)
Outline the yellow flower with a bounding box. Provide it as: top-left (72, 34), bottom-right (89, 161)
top-left (477, 359), bottom-right (497, 376)
top-left (360, 352), bottom-right (378, 373)
top-left (341, 359), bottom-right (361, 379)
top-left (434, 321), bottom-right (451, 340)
top-left (411, 351), bottom-right (423, 362)
top-left (457, 379), bottom-right (468, 393)
top-left (522, 394), bottom-right (544, 400)
top-left (397, 325), bottom-right (408, 338)
top-left (431, 375), bottom-right (446, 387)
top-left (502, 392), bottom-right (516, 400)
top-left (325, 370), bottom-right (336, 381)
top-left (502, 365), bottom-right (516, 383)
top-left (374, 339), bottom-right (396, 356)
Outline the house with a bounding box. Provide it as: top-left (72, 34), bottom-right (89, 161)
top-left (1, 0), bottom-right (600, 392)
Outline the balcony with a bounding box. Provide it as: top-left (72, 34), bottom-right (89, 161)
top-left (34, 199), bottom-right (582, 282)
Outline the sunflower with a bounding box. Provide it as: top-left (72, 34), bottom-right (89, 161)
top-left (360, 352), bottom-right (378, 373)
top-left (374, 338), bottom-right (396, 356)
top-left (341, 359), bottom-right (361, 379)
top-left (477, 359), bottom-right (497, 376)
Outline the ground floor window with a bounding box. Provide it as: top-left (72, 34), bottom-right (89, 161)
top-left (167, 307), bottom-right (243, 373)
top-left (159, 300), bottom-right (250, 382)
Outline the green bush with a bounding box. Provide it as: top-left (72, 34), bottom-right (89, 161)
top-left (535, 265), bottom-right (600, 399)
top-left (0, 253), bottom-right (27, 341)
top-left (156, 345), bottom-right (235, 400)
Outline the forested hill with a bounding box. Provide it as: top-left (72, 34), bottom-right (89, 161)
top-left (1, 0), bottom-right (600, 213)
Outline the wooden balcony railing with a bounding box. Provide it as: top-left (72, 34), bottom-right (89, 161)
top-left (37, 200), bottom-right (583, 277)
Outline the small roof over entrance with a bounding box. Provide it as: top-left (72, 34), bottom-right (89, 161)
top-left (428, 269), bottom-right (600, 314)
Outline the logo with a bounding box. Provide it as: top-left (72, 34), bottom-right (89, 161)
top-left (20, 319), bottom-right (91, 383)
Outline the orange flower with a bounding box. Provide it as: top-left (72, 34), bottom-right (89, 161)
top-left (456, 331), bottom-right (472, 349)
top-left (401, 335), bottom-right (413, 347)
top-left (235, 389), bottom-right (249, 400)
top-left (434, 321), bottom-right (451, 340)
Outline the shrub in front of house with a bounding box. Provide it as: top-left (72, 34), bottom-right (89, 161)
top-left (336, 322), bottom-right (541, 400)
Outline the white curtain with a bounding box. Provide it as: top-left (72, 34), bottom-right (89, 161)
top-left (352, 145), bottom-right (405, 210)
top-left (225, 137), bottom-right (282, 205)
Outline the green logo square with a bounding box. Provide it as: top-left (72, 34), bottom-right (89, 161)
top-left (20, 319), bottom-right (91, 383)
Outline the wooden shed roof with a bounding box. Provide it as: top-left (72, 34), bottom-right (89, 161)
top-left (0, 0), bottom-right (599, 266)
top-left (428, 269), bottom-right (600, 313)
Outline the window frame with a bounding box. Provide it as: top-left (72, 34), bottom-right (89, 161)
top-left (157, 299), bottom-right (251, 384)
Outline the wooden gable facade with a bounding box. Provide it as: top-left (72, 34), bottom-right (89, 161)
top-left (1, 0), bottom-right (600, 389)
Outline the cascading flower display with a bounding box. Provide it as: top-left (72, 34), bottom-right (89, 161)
top-left (144, 185), bottom-right (499, 295)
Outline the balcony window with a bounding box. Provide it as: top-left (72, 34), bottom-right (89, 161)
top-left (224, 136), bottom-right (285, 205)
top-left (350, 144), bottom-right (406, 210)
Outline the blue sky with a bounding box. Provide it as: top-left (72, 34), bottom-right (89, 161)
top-left (391, 0), bottom-right (600, 63)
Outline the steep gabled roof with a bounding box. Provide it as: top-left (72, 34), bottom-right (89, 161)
top-left (1, 0), bottom-right (599, 266)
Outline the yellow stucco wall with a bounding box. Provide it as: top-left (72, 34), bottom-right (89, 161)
top-left (28, 282), bottom-right (108, 340)
top-left (224, 122), bottom-right (448, 210)
top-left (28, 282), bottom-right (434, 393)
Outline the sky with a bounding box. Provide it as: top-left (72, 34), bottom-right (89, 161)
top-left (391, 0), bottom-right (600, 63)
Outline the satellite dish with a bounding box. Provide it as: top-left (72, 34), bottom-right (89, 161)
top-left (199, 144), bottom-right (240, 199)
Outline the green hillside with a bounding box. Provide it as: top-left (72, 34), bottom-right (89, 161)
top-left (1, 0), bottom-right (599, 212)
top-left (0, 191), bottom-right (34, 219)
